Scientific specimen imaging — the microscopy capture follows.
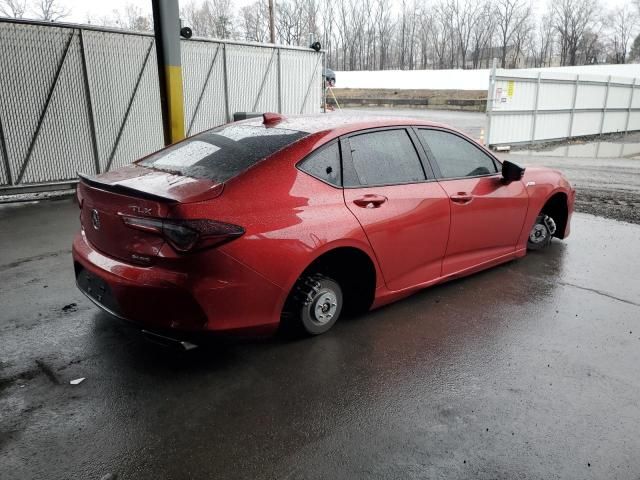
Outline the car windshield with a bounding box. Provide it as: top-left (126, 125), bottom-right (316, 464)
top-left (140, 124), bottom-right (307, 182)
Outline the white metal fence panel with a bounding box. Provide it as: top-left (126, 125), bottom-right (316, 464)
top-left (486, 68), bottom-right (640, 146)
top-left (534, 112), bottom-right (569, 140)
top-left (0, 23), bottom-right (96, 186)
top-left (280, 49), bottom-right (323, 114)
top-left (0, 19), bottom-right (323, 192)
top-left (82, 30), bottom-right (163, 174)
top-left (538, 82), bottom-right (573, 110)
top-left (226, 44), bottom-right (278, 120)
top-left (182, 41), bottom-right (226, 136)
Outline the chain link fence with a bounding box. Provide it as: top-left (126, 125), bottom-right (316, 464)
top-left (0, 19), bottom-right (323, 193)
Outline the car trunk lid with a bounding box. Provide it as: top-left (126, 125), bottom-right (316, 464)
top-left (78, 166), bottom-right (223, 265)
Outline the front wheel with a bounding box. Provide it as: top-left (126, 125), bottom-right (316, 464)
top-left (527, 214), bottom-right (557, 250)
top-left (285, 273), bottom-right (343, 335)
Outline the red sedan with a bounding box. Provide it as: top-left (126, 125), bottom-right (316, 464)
top-left (73, 113), bottom-right (574, 340)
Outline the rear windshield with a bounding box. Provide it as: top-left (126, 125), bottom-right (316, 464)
top-left (139, 124), bottom-right (307, 182)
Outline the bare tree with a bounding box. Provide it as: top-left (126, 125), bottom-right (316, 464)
top-left (34, 0), bottom-right (69, 22)
top-left (533, 13), bottom-right (555, 67)
top-left (494, 0), bottom-right (531, 68)
top-left (416, 8), bottom-right (433, 68)
top-left (450, 0), bottom-right (482, 68)
top-left (276, 0), bottom-right (311, 46)
top-left (630, 33), bottom-right (640, 62)
top-left (305, 0), bottom-right (320, 41)
top-left (429, 2), bottom-right (454, 69)
top-left (335, 0), bottom-right (353, 69)
top-left (321, 0), bottom-right (336, 66)
top-left (74, 0), bottom-right (640, 72)
top-left (510, 16), bottom-right (533, 67)
top-left (0, 0), bottom-right (27, 18)
top-left (376, 0), bottom-right (394, 69)
top-left (580, 28), bottom-right (604, 64)
top-left (551, 0), bottom-right (598, 66)
top-left (181, 0), bottom-right (235, 39)
top-left (239, 2), bottom-right (269, 42)
top-left (397, 0), bottom-right (419, 69)
top-left (359, 0), bottom-right (377, 69)
top-left (470, 1), bottom-right (495, 69)
top-left (122, 4), bottom-right (152, 31)
top-left (610, 5), bottom-right (638, 63)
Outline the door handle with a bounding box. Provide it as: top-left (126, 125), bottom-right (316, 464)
top-left (450, 192), bottom-right (473, 204)
top-left (353, 194), bottom-right (388, 208)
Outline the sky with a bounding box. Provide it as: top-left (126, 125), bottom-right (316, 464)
top-left (32, 0), bottom-right (635, 25)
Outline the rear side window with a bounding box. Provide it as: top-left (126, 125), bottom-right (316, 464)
top-left (140, 124), bottom-right (307, 182)
top-left (298, 142), bottom-right (342, 186)
top-left (417, 129), bottom-right (498, 179)
top-left (346, 129), bottom-right (425, 186)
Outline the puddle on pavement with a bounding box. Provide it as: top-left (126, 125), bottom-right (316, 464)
top-left (511, 140), bottom-right (640, 159)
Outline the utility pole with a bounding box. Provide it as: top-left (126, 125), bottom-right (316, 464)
top-left (151, 0), bottom-right (185, 145)
top-left (268, 0), bottom-right (275, 44)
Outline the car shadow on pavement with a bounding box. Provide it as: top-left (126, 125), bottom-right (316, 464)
top-left (86, 239), bottom-right (569, 382)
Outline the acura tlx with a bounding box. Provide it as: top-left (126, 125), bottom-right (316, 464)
top-left (73, 112), bottom-right (574, 341)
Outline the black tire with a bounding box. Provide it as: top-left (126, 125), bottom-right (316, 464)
top-left (284, 273), bottom-right (343, 335)
top-left (527, 214), bottom-right (553, 250)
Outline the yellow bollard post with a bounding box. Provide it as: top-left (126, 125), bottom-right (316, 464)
top-left (151, 0), bottom-right (185, 145)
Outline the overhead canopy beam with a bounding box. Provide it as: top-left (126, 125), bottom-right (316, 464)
top-left (151, 0), bottom-right (185, 145)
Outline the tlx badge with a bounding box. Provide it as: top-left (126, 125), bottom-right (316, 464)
top-left (129, 205), bottom-right (152, 215)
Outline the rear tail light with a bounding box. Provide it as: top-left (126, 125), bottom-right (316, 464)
top-left (161, 222), bottom-right (200, 252)
top-left (121, 215), bottom-right (244, 253)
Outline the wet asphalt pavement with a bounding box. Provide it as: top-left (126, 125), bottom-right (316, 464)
top-left (2, 109), bottom-right (640, 479)
top-left (352, 108), bottom-right (487, 139)
top-left (2, 196), bottom-right (640, 479)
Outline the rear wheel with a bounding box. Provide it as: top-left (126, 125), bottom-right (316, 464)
top-left (527, 214), bottom-right (556, 250)
top-left (284, 273), bottom-right (343, 335)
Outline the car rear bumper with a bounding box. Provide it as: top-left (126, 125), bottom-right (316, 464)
top-left (72, 231), bottom-right (285, 335)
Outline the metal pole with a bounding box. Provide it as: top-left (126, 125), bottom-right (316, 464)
top-left (530, 72), bottom-right (541, 143)
top-left (277, 47), bottom-right (282, 113)
top-left (322, 49), bottom-right (327, 113)
top-left (624, 78), bottom-right (636, 134)
top-left (485, 57), bottom-right (497, 147)
top-left (152, 0), bottom-right (185, 145)
top-left (268, 0), bottom-right (276, 44)
top-left (222, 43), bottom-right (231, 122)
top-left (599, 75), bottom-right (611, 136)
top-left (567, 74), bottom-right (579, 139)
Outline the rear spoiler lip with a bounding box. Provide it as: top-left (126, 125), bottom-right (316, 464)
top-left (77, 172), bottom-right (178, 204)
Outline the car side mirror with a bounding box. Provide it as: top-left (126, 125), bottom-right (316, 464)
top-left (502, 160), bottom-right (525, 183)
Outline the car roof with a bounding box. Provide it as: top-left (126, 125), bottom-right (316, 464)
top-left (237, 112), bottom-right (450, 136)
